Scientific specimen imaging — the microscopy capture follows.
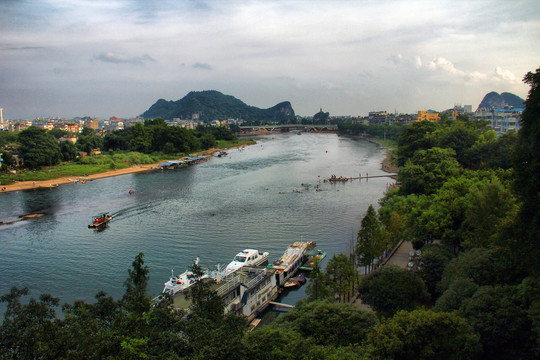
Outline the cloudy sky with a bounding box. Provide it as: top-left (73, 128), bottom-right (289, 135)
top-left (1, 0), bottom-right (539, 119)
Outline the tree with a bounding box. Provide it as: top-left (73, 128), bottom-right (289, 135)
top-left (358, 265), bottom-right (429, 317)
top-left (59, 140), bottom-right (79, 161)
top-left (121, 252), bottom-right (151, 315)
top-left (395, 120), bottom-right (438, 166)
top-left (398, 147), bottom-right (461, 195)
top-left (356, 205), bottom-right (388, 273)
top-left (434, 278), bottom-right (479, 312)
top-left (418, 244), bottom-right (454, 301)
top-left (243, 326), bottom-right (316, 360)
top-left (459, 284), bottom-right (535, 359)
top-left (304, 257), bottom-right (332, 301)
top-left (0, 130), bottom-right (18, 147)
top-left (437, 248), bottom-right (518, 295)
top-left (363, 309), bottom-right (480, 360)
top-left (275, 300), bottom-right (378, 347)
top-left (0, 287), bottom-right (62, 359)
top-left (513, 66), bottom-right (540, 273)
top-left (17, 126), bottom-right (62, 168)
top-left (185, 260), bottom-right (224, 322)
top-left (324, 253), bottom-right (358, 302)
top-left (47, 128), bottom-right (69, 139)
top-left (437, 124), bottom-right (479, 166)
top-left (0, 149), bottom-right (14, 170)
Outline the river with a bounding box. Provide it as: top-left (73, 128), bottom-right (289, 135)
top-left (0, 133), bottom-right (391, 315)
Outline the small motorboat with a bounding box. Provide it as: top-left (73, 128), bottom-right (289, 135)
top-left (88, 212), bottom-right (112, 228)
top-left (284, 274), bottom-right (307, 288)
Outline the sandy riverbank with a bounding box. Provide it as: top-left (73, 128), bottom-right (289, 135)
top-left (0, 146), bottom-right (244, 194)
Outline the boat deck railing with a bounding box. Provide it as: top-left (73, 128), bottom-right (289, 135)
top-left (217, 274), bottom-right (242, 297)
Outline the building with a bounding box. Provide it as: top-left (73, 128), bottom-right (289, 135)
top-left (387, 114), bottom-right (414, 125)
top-left (416, 110), bottom-right (440, 122)
top-left (474, 107), bottom-right (523, 133)
top-left (0, 108), bottom-right (4, 129)
top-left (368, 111), bottom-right (388, 125)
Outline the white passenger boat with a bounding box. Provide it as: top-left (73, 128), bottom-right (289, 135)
top-left (163, 258), bottom-right (211, 296)
top-left (163, 249), bottom-right (269, 296)
top-left (271, 241), bottom-right (316, 287)
top-left (223, 249), bottom-right (269, 277)
top-left (164, 242), bottom-right (317, 321)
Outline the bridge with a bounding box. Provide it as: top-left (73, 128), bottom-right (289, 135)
top-left (239, 124), bottom-right (338, 133)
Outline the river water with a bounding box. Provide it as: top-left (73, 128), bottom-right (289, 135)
top-left (0, 133), bottom-right (390, 315)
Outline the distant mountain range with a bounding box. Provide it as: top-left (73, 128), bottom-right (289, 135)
top-left (142, 90), bottom-right (295, 122)
top-left (477, 92), bottom-right (525, 110)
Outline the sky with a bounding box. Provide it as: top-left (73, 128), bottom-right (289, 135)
top-left (1, 0), bottom-right (539, 119)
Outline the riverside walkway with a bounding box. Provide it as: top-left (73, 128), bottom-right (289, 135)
top-left (383, 239), bottom-right (414, 267)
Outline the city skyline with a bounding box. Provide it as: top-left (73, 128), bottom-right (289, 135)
top-left (1, 0), bottom-right (539, 120)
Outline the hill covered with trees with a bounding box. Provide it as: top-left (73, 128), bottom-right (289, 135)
top-left (142, 90), bottom-right (296, 122)
top-left (477, 91), bottom-right (525, 109)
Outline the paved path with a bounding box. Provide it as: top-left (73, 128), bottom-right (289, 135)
top-left (385, 240), bottom-right (414, 268)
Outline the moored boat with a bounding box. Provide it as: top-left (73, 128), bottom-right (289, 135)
top-left (284, 273), bottom-right (307, 288)
top-left (160, 242), bottom-right (319, 322)
top-left (163, 249), bottom-right (269, 296)
top-left (271, 241), bottom-right (316, 287)
top-left (223, 249), bottom-right (269, 277)
top-left (163, 258), bottom-right (210, 296)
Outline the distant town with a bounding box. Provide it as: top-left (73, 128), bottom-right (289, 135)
top-left (0, 103), bottom-right (523, 138)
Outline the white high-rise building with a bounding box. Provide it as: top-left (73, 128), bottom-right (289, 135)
top-left (0, 108), bottom-right (4, 129)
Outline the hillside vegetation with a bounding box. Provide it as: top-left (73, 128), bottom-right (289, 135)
top-left (142, 90), bottom-right (296, 122)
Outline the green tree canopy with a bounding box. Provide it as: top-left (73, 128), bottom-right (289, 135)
top-left (275, 300), bottom-right (378, 347)
top-left (324, 253), bottom-right (358, 302)
top-left (17, 126), bottom-right (62, 169)
top-left (398, 147), bottom-right (461, 195)
top-left (396, 120), bottom-right (438, 166)
top-left (458, 283), bottom-right (536, 359)
top-left (513, 66), bottom-right (540, 273)
top-left (356, 204), bottom-right (388, 273)
top-left (358, 265), bottom-right (429, 317)
top-left (363, 309), bottom-right (480, 360)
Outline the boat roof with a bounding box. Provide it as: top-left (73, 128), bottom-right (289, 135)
top-left (272, 242), bottom-right (316, 271)
top-left (235, 249), bottom-right (260, 256)
top-left (172, 267), bottom-right (276, 310)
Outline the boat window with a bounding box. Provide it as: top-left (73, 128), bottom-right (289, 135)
top-left (234, 256), bottom-right (246, 262)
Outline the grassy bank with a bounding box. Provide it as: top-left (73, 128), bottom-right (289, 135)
top-left (367, 137), bottom-right (400, 173)
top-left (0, 138), bottom-right (255, 185)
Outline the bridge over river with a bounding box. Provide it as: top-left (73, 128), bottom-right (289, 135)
top-left (239, 124), bottom-right (338, 132)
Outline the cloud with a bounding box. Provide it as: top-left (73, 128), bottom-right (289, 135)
top-left (192, 62), bottom-right (213, 70)
top-left (493, 66), bottom-right (519, 83)
top-left (3, 46), bottom-right (45, 51)
top-left (428, 57), bottom-right (487, 81)
top-left (389, 54), bottom-right (488, 81)
top-left (387, 54), bottom-right (423, 69)
top-left (93, 52), bottom-right (155, 65)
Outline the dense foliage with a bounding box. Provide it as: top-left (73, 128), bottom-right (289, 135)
top-left (103, 118), bottom-right (237, 154)
top-left (338, 122), bottom-right (403, 141)
top-left (17, 127), bottom-right (62, 169)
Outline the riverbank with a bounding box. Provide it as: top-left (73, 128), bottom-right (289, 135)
top-left (0, 145), bottom-right (249, 194)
